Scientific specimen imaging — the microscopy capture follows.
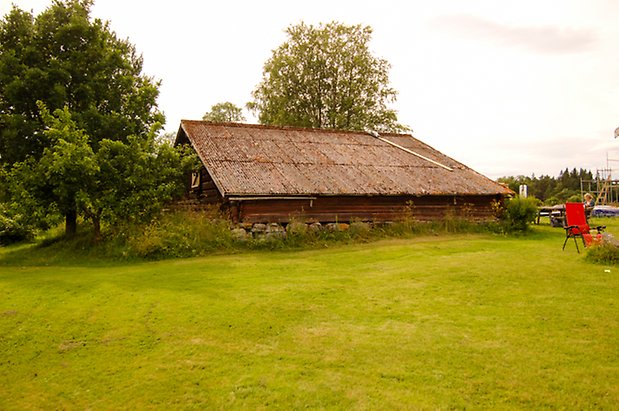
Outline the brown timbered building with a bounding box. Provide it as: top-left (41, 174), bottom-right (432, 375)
top-left (175, 121), bottom-right (512, 223)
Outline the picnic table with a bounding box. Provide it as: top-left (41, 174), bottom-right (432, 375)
top-left (536, 205), bottom-right (565, 226)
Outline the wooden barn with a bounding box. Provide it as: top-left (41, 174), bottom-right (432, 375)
top-left (175, 121), bottom-right (512, 223)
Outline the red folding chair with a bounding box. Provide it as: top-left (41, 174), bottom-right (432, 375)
top-left (562, 202), bottom-right (605, 253)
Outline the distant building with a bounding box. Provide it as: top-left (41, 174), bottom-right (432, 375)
top-left (175, 121), bottom-right (512, 223)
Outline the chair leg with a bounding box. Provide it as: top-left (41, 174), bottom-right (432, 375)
top-left (564, 235), bottom-right (580, 253)
top-left (573, 236), bottom-right (580, 253)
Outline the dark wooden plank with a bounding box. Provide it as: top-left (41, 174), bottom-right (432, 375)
top-left (233, 194), bottom-right (501, 223)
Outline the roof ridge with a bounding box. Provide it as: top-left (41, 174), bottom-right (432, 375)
top-left (179, 119), bottom-right (411, 137)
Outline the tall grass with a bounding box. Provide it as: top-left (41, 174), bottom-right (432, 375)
top-left (123, 210), bottom-right (234, 258)
top-left (0, 203), bottom-right (536, 262)
top-left (116, 210), bottom-right (508, 259)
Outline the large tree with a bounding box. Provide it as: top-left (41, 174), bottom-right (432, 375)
top-left (0, 0), bottom-right (163, 166)
top-left (248, 21), bottom-right (408, 132)
top-left (202, 102), bottom-right (246, 123)
top-left (0, 0), bottom-right (164, 234)
top-left (9, 104), bottom-right (194, 241)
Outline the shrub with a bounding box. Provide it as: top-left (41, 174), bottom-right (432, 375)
top-left (0, 203), bottom-right (36, 245)
top-left (567, 194), bottom-right (583, 203)
top-left (126, 220), bottom-right (169, 258)
top-left (124, 209), bottom-right (234, 259)
top-left (499, 196), bottom-right (539, 233)
top-left (349, 221), bottom-right (371, 240)
top-left (586, 237), bottom-right (619, 265)
top-left (284, 221), bottom-right (311, 246)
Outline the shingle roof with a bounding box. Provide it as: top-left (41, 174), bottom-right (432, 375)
top-left (177, 121), bottom-right (511, 198)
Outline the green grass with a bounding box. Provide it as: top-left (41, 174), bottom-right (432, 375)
top-left (0, 223), bottom-right (618, 409)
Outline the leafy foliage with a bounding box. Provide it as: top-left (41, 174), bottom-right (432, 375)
top-left (0, 1), bottom-right (170, 238)
top-left (585, 241), bottom-right (619, 265)
top-left (249, 21), bottom-right (408, 132)
top-left (7, 104), bottom-right (196, 240)
top-left (498, 196), bottom-right (539, 233)
top-left (0, 0), bottom-right (163, 166)
top-left (8, 104), bottom-right (93, 235)
top-left (0, 202), bottom-right (35, 245)
top-left (202, 102), bottom-right (246, 123)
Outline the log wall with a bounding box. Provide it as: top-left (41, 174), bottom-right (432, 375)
top-left (227, 195), bottom-right (501, 224)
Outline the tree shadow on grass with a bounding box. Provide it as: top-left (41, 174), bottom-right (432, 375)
top-left (0, 231), bottom-right (138, 268)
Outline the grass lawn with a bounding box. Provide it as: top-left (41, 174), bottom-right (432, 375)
top-left (0, 222), bottom-right (618, 409)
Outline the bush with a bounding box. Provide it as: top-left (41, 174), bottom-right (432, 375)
top-left (567, 194), bottom-right (583, 203)
top-left (500, 196), bottom-right (539, 233)
top-left (586, 237), bottom-right (619, 265)
top-left (123, 209), bottom-right (234, 259)
top-left (349, 221), bottom-right (371, 240)
top-left (0, 203), bottom-right (36, 245)
top-left (284, 221), bottom-right (311, 246)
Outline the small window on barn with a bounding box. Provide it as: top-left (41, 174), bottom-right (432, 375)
top-left (191, 171), bottom-right (201, 189)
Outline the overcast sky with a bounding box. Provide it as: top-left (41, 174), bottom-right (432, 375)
top-left (2, 0), bottom-right (618, 179)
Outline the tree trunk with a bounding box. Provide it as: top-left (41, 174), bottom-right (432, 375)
top-left (82, 207), bottom-right (102, 243)
top-left (92, 215), bottom-right (101, 243)
top-left (65, 207), bottom-right (77, 238)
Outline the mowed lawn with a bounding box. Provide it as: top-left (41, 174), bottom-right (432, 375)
top-left (0, 225), bottom-right (618, 409)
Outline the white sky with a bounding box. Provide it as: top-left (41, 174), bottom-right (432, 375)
top-left (2, 0), bottom-right (619, 179)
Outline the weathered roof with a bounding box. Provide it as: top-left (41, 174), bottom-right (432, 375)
top-left (177, 121), bottom-right (512, 198)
